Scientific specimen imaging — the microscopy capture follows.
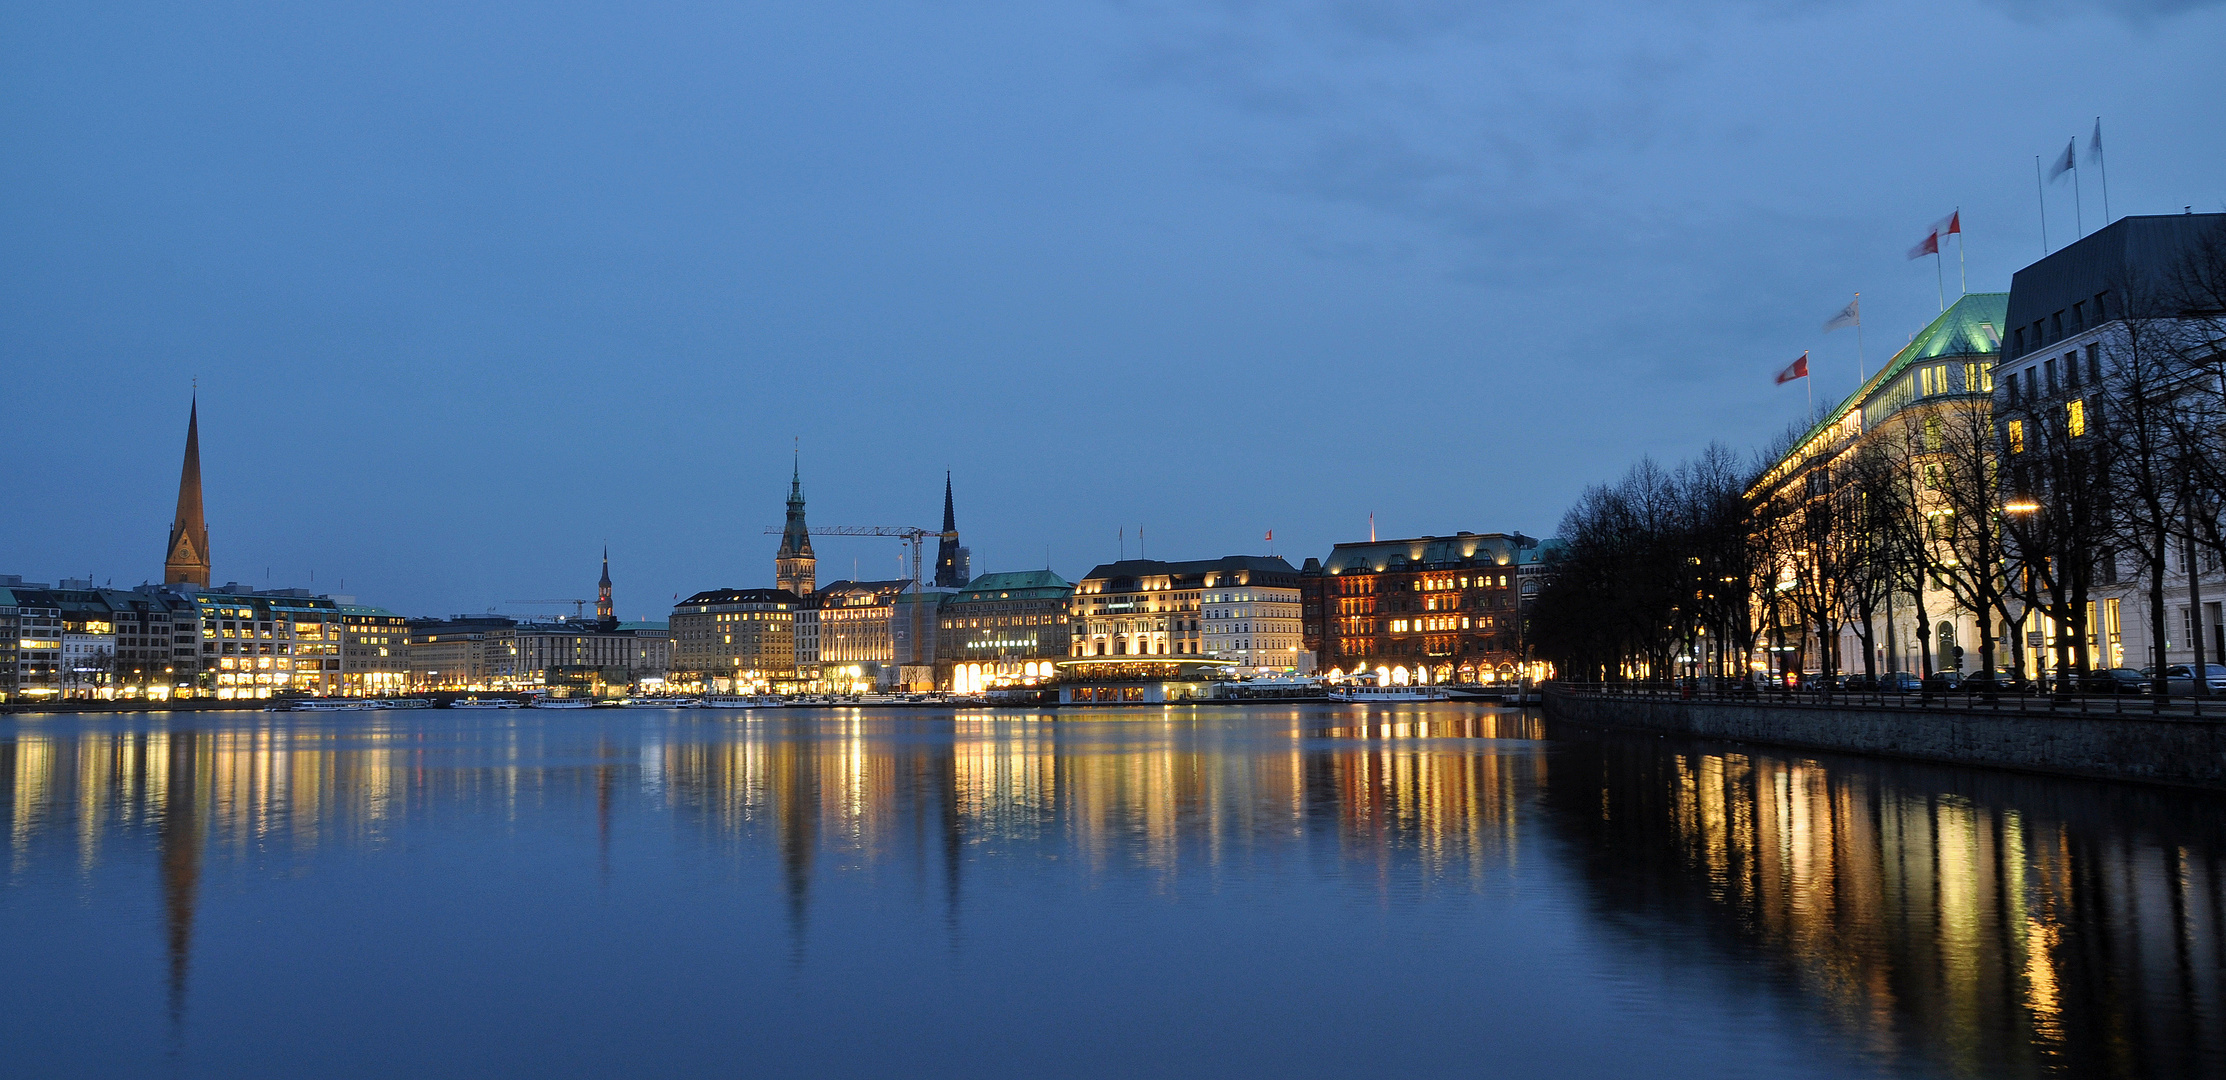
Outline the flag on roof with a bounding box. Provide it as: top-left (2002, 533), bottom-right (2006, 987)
top-left (2087, 119), bottom-right (2103, 164)
top-left (1908, 230), bottom-right (1940, 260)
top-left (1823, 296), bottom-right (1860, 332)
top-left (2048, 139), bottom-right (2076, 180)
top-left (1775, 353), bottom-right (1809, 384)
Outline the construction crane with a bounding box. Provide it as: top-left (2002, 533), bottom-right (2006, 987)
top-left (507, 599), bottom-right (593, 618)
top-left (762, 525), bottom-right (932, 592)
top-left (766, 526), bottom-right (937, 686)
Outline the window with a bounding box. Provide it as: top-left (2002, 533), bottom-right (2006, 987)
top-left (2067, 399), bottom-right (2086, 438)
top-left (2008, 420), bottom-right (2025, 454)
top-left (2012, 327), bottom-right (2025, 356)
top-left (2066, 351), bottom-right (2081, 388)
top-left (2045, 357), bottom-right (2057, 393)
top-left (1924, 463), bottom-right (1941, 489)
top-left (2087, 344), bottom-right (2101, 385)
top-left (1964, 362), bottom-right (1990, 393)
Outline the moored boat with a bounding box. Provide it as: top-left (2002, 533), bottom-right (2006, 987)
top-left (1328, 685), bottom-right (1453, 703)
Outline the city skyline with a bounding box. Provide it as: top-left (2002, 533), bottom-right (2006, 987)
top-left (6, 0), bottom-right (2224, 616)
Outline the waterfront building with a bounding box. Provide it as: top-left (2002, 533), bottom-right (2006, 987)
top-left (506, 618), bottom-right (671, 690)
top-left (1201, 570), bottom-right (1308, 676)
top-left (794, 606), bottom-right (820, 673)
top-left (340, 605), bottom-right (410, 695)
top-left (0, 590), bottom-right (17, 700)
top-left (1069, 556), bottom-right (1297, 661)
top-left (775, 460), bottom-right (816, 597)
top-left (1744, 293), bottom-right (2007, 680)
top-left (407, 615), bottom-right (516, 691)
top-left (1995, 213), bottom-right (2226, 676)
top-left (813, 579), bottom-right (909, 684)
top-left (891, 589), bottom-right (951, 691)
top-left (164, 396), bottom-right (211, 588)
top-left (1299, 533), bottom-right (1539, 684)
top-left (8, 590), bottom-right (61, 697)
top-left (939, 570), bottom-right (1072, 690)
top-left (596, 547), bottom-right (615, 627)
top-left (668, 588), bottom-right (798, 691)
top-left (189, 586), bottom-right (344, 698)
top-left (100, 588), bottom-right (190, 698)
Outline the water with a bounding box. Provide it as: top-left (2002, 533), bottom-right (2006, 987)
top-left (1, 705), bottom-right (2221, 1079)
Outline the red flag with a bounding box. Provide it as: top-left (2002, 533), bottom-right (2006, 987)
top-left (1264, 529), bottom-right (1273, 542)
top-left (1775, 352), bottom-right (1809, 384)
top-left (1943, 210), bottom-right (1961, 236)
top-left (1907, 230), bottom-right (1940, 260)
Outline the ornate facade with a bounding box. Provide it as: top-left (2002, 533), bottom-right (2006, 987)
top-left (775, 459), bottom-right (816, 597)
top-left (164, 396), bottom-right (210, 587)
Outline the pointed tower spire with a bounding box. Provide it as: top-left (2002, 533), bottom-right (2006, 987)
top-left (776, 449), bottom-right (816, 596)
top-left (165, 394), bottom-right (211, 587)
top-left (933, 471), bottom-right (967, 588)
top-left (596, 546), bottom-right (615, 626)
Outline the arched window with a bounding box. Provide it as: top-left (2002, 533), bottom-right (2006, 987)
top-left (1936, 621), bottom-right (1958, 672)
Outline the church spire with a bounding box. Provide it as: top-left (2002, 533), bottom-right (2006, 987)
top-left (596, 546), bottom-right (615, 627)
top-left (164, 395), bottom-right (210, 587)
top-left (933, 471), bottom-right (967, 588)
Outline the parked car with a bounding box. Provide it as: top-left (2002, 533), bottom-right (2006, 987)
top-left (1960, 670), bottom-right (2030, 694)
top-left (2078, 668), bottom-right (2152, 695)
top-left (1921, 670), bottom-right (1963, 696)
top-left (2163, 664), bottom-right (2226, 696)
top-left (1877, 671), bottom-right (1922, 693)
top-left (1808, 674), bottom-right (1847, 692)
top-left (1842, 673), bottom-right (1877, 692)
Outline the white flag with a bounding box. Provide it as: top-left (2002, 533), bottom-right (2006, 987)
top-left (2087, 118), bottom-right (2103, 165)
top-left (2048, 138), bottom-right (2076, 180)
top-left (1822, 297), bottom-right (1860, 333)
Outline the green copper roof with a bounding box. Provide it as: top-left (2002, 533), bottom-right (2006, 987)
top-left (953, 570), bottom-right (1073, 602)
top-left (1782, 292), bottom-right (2008, 461)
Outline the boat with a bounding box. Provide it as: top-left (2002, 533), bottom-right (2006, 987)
top-left (527, 697), bottom-right (593, 709)
top-left (451, 697), bottom-right (524, 710)
top-left (1328, 685), bottom-right (1454, 703)
top-left (701, 695), bottom-right (786, 709)
top-left (621, 698), bottom-right (700, 709)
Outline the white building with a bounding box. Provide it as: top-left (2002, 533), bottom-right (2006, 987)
top-left (1203, 579), bottom-right (1310, 675)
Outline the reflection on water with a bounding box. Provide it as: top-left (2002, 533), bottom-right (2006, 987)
top-left (2, 707), bottom-right (2222, 1078)
top-left (1548, 734), bottom-right (2226, 1078)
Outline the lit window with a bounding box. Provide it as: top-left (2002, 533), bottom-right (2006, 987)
top-left (2067, 399), bottom-right (2086, 437)
top-left (2007, 420), bottom-right (2025, 454)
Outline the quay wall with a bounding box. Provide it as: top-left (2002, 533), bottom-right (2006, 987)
top-left (1541, 688), bottom-right (2226, 790)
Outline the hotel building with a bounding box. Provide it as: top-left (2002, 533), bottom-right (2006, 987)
top-left (1299, 533), bottom-right (1540, 685)
top-left (668, 588), bottom-right (799, 690)
top-left (341, 605), bottom-right (410, 695)
top-left (938, 570), bottom-right (1072, 690)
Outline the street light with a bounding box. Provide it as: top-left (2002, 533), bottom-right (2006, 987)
top-left (2003, 500), bottom-right (2041, 514)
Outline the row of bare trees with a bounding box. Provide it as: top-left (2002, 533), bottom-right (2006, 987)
top-left (1535, 225), bottom-right (2226, 690)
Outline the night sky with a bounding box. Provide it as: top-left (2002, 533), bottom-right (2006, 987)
top-left (4, 0), bottom-right (2221, 618)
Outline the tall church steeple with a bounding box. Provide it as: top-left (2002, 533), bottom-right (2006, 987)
top-left (933, 471), bottom-right (968, 588)
top-left (596, 546), bottom-right (615, 627)
top-left (776, 454), bottom-right (816, 596)
top-left (164, 395), bottom-right (211, 587)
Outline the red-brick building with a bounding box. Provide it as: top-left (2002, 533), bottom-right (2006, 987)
top-left (1300, 532), bottom-right (1543, 684)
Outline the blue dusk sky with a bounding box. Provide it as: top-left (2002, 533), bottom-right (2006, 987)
top-left (4, 0), bottom-right (2222, 618)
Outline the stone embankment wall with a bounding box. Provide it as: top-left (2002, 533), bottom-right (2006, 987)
top-left (1542, 688), bottom-right (2226, 790)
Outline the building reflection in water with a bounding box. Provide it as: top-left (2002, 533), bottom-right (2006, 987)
top-left (3, 708), bottom-right (2222, 1078)
top-left (1548, 734), bottom-right (2226, 1078)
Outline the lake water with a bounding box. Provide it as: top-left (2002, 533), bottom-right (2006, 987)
top-left (2, 704), bottom-right (2221, 1079)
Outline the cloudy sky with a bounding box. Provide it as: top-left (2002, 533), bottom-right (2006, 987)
top-left (4, 0), bottom-right (2222, 617)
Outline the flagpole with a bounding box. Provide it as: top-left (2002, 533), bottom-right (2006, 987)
top-left (2071, 147), bottom-right (2085, 238)
top-left (2035, 156), bottom-right (2049, 255)
top-left (1855, 296), bottom-right (1867, 382)
top-left (1935, 251), bottom-right (1945, 312)
top-left (1955, 206), bottom-right (1966, 296)
top-left (2094, 118), bottom-right (2111, 224)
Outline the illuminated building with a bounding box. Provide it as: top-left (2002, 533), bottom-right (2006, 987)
top-left (596, 547), bottom-right (615, 627)
top-left (340, 605), bottom-right (409, 695)
top-left (812, 579), bottom-right (908, 684)
top-left (5, 588), bottom-right (60, 696)
top-left (1299, 532), bottom-right (1540, 684)
top-left (1201, 573), bottom-right (1308, 676)
top-left (188, 587), bottom-right (343, 698)
top-left (164, 396), bottom-right (211, 588)
top-left (505, 618), bottom-right (670, 690)
top-left (0, 588), bottom-right (17, 699)
top-left (406, 616), bottom-right (515, 690)
top-left (669, 588), bottom-right (798, 690)
top-left (775, 459), bottom-right (816, 597)
top-left (1070, 556), bottom-right (1297, 660)
top-left (938, 570), bottom-right (1072, 691)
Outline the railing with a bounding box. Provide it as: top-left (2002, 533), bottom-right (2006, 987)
top-left (1549, 679), bottom-right (2226, 720)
